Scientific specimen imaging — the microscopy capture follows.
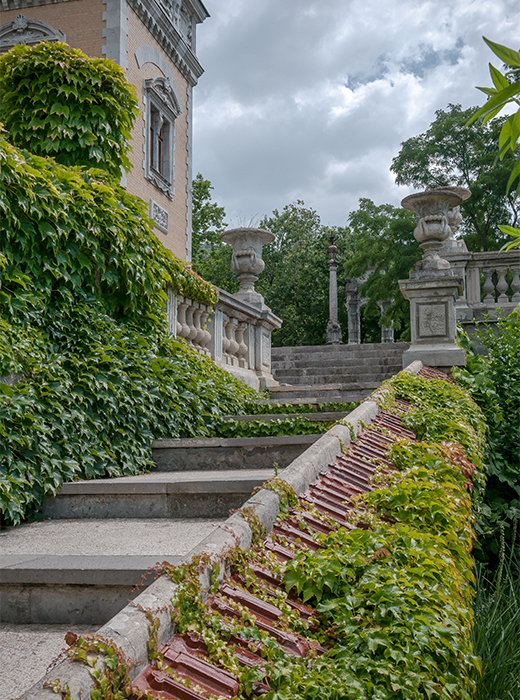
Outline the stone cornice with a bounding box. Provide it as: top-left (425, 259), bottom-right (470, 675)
top-left (127, 0), bottom-right (204, 86)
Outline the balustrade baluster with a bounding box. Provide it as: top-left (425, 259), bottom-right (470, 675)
top-left (221, 314), bottom-right (231, 361)
top-left (482, 267), bottom-right (495, 304)
top-left (236, 322), bottom-right (248, 368)
top-left (225, 318), bottom-right (239, 365)
top-left (177, 299), bottom-right (190, 340)
top-left (496, 267), bottom-right (509, 304)
top-left (193, 306), bottom-right (205, 350)
top-left (200, 307), bottom-right (212, 354)
top-left (185, 303), bottom-right (198, 346)
top-left (511, 265), bottom-right (520, 303)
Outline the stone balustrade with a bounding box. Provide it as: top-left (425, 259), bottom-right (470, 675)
top-left (166, 287), bottom-right (282, 391)
top-left (443, 248), bottom-right (520, 323)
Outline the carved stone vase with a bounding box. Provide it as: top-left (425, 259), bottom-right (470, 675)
top-left (219, 227), bottom-right (275, 306)
top-left (401, 189), bottom-right (464, 275)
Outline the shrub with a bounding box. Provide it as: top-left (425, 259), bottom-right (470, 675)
top-left (454, 310), bottom-right (520, 562)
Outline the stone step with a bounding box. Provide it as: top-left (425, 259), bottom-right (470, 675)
top-left (271, 342), bottom-right (409, 358)
top-left (271, 356), bottom-right (404, 370)
top-left (267, 384), bottom-right (374, 402)
top-left (42, 469), bottom-right (276, 520)
top-left (221, 411), bottom-right (346, 423)
top-left (0, 517), bottom-right (222, 625)
top-left (274, 365), bottom-right (398, 385)
top-left (151, 435), bottom-right (319, 472)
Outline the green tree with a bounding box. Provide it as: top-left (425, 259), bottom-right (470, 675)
top-left (257, 201), bottom-right (350, 347)
top-left (190, 173), bottom-right (237, 292)
top-left (391, 103), bottom-right (520, 251)
top-left (0, 42), bottom-right (138, 178)
top-left (344, 199), bottom-right (418, 342)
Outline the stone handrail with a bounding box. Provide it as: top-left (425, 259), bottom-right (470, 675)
top-left (166, 287), bottom-right (282, 391)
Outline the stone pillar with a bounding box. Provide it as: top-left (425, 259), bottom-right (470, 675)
top-left (377, 300), bottom-right (394, 343)
top-left (399, 189), bottom-right (467, 370)
top-left (326, 236), bottom-right (343, 344)
top-left (345, 279), bottom-right (363, 344)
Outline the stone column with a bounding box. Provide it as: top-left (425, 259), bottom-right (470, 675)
top-left (399, 189), bottom-right (467, 370)
top-left (326, 235), bottom-right (343, 344)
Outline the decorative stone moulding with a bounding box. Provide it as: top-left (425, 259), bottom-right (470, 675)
top-left (219, 227), bottom-right (275, 307)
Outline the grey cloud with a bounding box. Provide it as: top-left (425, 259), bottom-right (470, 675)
top-left (193, 0), bottom-right (520, 226)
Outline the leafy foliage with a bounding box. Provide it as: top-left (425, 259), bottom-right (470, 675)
top-left (0, 42), bottom-right (138, 178)
top-left (211, 416), bottom-right (331, 438)
top-left (190, 173), bottom-right (237, 291)
top-left (468, 38), bottom-right (520, 250)
top-left (243, 401), bottom-right (358, 415)
top-left (279, 372), bottom-right (485, 700)
top-left (453, 310), bottom-right (520, 562)
top-left (391, 103), bottom-right (520, 251)
top-left (344, 198), bottom-right (419, 341)
top-left (472, 560), bottom-right (520, 700)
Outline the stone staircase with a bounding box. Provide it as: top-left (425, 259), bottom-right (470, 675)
top-left (268, 342), bottom-right (409, 403)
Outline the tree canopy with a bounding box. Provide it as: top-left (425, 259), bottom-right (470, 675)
top-left (257, 202), bottom-right (350, 347)
top-left (391, 103), bottom-right (520, 251)
top-left (343, 199), bottom-right (418, 341)
top-left (190, 173), bottom-right (237, 292)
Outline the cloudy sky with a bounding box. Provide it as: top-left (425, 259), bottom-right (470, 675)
top-left (192, 0), bottom-right (520, 227)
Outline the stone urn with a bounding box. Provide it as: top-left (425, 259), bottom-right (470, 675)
top-left (219, 227), bottom-right (275, 306)
top-left (430, 186), bottom-right (472, 254)
top-left (402, 189), bottom-right (464, 275)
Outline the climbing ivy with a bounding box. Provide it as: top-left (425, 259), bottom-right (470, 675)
top-left (0, 42), bottom-right (138, 177)
top-left (0, 52), bottom-right (249, 527)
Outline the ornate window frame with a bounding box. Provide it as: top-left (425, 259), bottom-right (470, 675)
top-left (0, 14), bottom-right (66, 53)
top-left (144, 76), bottom-right (182, 200)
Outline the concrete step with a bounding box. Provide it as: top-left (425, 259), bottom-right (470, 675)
top-left (271, 355), bottom-right (404, 370)
top-left (271, 342), bottom-right (409, 359)
top-left (42, 469), bottom-right (276, 519)
top-left (0, 517), bottom-right (222, 624)
top-left (0, 623), bottom-right (100, 700)
top-left (151, 435), bottom-right (320, 472)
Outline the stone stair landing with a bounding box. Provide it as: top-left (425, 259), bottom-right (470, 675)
top-left (270, 342), bottom-right (409, 402)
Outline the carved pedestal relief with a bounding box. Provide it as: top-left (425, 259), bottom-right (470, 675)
top-left (417, 303), bottom-right (447, 338)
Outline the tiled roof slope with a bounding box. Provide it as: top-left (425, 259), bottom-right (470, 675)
top-left (130, 366), bottom-right (453, 699)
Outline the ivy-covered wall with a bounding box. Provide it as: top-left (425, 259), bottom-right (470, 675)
top-left (0, 44), bottom-right (254, 527)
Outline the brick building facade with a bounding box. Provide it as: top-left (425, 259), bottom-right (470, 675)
top-left (0, 0), bottom-right (208, 261)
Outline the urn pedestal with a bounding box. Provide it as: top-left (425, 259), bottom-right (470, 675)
top-left (399, 189), bottom-right (468, 370)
